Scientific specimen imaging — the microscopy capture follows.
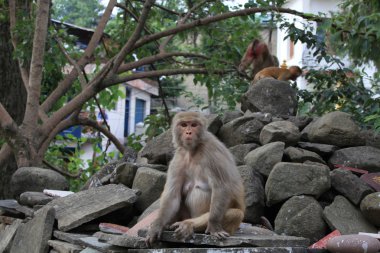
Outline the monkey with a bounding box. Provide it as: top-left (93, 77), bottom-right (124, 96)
top-left (146, 112), bottom-right (245, 245)
top-left (238, 39), bottom-right (279, 79)
top-left (253, 66), bottom-right (303, 83)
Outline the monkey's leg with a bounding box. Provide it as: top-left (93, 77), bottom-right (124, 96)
top-left (171, 208), bottom-right (244, 239)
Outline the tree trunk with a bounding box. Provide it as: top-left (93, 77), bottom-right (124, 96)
top-left (0, 9), bottom-right (27, 198)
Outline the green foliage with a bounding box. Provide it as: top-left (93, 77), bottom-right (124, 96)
top-left (143, 113), bottom-right (170, 140)
top-left (51, 0), bottom-right (104, 28)
top-left (329, 0), bottom-right (380, 69)
top-left (126, 133), bottom-right (143, 151)
top-left (299, 68), bottom-right (380, 129)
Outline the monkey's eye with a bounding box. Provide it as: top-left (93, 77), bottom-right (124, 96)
top-left (180, 122), bottom-right (188, 127)
top-left (191, 123), bottom-right (198, 127)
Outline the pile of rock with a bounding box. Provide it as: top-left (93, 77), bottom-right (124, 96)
top-left (1, 79), bottom-right (380, 252)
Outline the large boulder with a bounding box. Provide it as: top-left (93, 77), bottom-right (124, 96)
top-left (229, 143), bottom-right (259, 166)
top-left (274, 195), bottom-right (327, 244)
top-left (328, 146), bottom-right (380, 173)
top-left (323, 195), bottom-right (377, 234)
top-left (330, 168), bottom-right (374, 205)
top-left (139, 130), bottom-right (174, 165)
top-left (301, 111), bottom-right (365, 147)
top-left (265, 162), bottom-right (330, 206)
top-left (10, 167), bottom-right (69, 199)
top-left (284, 147), bottom-right (326, 164)
top-left (244, 142), bottom-right (285, 177)
top-left (360, 192), bottom-right (380, 227)
top-left (218, 116), bottom-right (264, 147)
top-left (259, 120), bottom-right (301, 146)
top-left (241, 79), bottom-right (298, 116)
top-left (237, 165), bottom-right (265, 224)
top-left (132, 167), bottom-right (166, 213)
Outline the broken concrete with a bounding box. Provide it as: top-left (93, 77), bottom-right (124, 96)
top-left (48, 240), bottom-right (83, 253)
top-left (10, 206), bottom-right (55, 253)
top-left (0, 218), bottom-right (22, 252)
top-left (78, 237), bottom-right (128, 253)
top-left (44, 184), bottom-right (137, 231)
top-left (94, 231), bottom-right (147, 249)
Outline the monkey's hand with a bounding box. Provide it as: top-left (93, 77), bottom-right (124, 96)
top-left (206, 222), bottom-right (230, 239)
top-left (170, 220), bottom-right (194, 241)
top-left (145, 222), bottom-right (163, 247)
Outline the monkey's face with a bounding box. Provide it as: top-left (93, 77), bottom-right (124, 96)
top-left (177, 120), bottom-right (202, 150)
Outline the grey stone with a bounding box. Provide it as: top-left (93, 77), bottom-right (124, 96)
top-left (132, 167), bottom-right (166, 213)
top-left (330, 168), bottom-right (374, 205)
top-left (45, 184), bottom-right (137, 231)
top-left (221, 110), bottom-right (244, 124)
top-left (244, 142), bottom-right (285, 177)
top-left (218, 116), bottom-right (264, 147)
top-left (10, 206), bottom-right (55, 253)
top-left (140, 130), bottom-right (174, 165)
top-left (265, 162), bottom-right (330, 206)
top-left (323, 195), bottom-right (377, 234)
top-left (10, 167), bottom-right (69, 199)
top-left (128, 248), bottom-right (308, 253)
top-left (80, 248), bottom-right (102, 253)
top-left (241, 79), bottom-right (298, 116)
top-left (274, 195), bottom-right (328, 244)
top-left (259, 120), bottom-right (301, 146)
top-left (139, 230), bottom-right (309, 247)
top-left (360, 192), bottom-right (380, 227)
top-left (0, 219), bottom-right (22, 253)
top-left (137, 199), bottom-right (160, 222)
top-left (48, 240), bottom-right (83, 253)
top-left (301, 111), bottom-right (364, 147)
top-left (53, 231), bottom-right (91, 245)
top-left (94, 232), bottom-right (147, 249)
top-left (78, 237), bottom-right (128, 253)
top-left (19, 191), bottom-right (53, 207)
top-left (205, 113), bottom-right (223, 135)
top-left (297, 142), bottom-right (338, 158)
top-left (237, 165), bottom-right (265, 224)
top-left (112, 163), bottom-right (138, 188)
top-left (229, 143), bottom-right (259, 166)
top-left (0, 199), bottom-right (34, 218)
top-left (284, 146), bottom-right (326, 164)
top-left (328, 146), bottom-right (380, 173)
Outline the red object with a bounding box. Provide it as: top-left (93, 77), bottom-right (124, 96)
top-left (126, 209), bottom-right (159, 237)
top-left (333, 164), bottom-right (368, 175)
top-left (99, 223), bottom-right (129, 234)
top-left (309, 230), bottom-right (341, 249)
top-left (360, 173), bottom-right (380, 191)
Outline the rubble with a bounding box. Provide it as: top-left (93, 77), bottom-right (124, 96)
top-left (1, 104), bottom-right (380, 252)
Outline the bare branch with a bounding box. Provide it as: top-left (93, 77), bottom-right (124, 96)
top-left (112, 0), bottom-right (155, 72)
top-left (117, 52), bottom-right (209, 73)
top-left (41, 0), bottom-right (117, 113)
top-left (134, 6), bottom-right (322, 50)
top-left (0, 103), bottom-right (19, 142)
top-left (22, 0), bottom-right (50, 129)
top-left (0, 144), bottom-right (13, 169)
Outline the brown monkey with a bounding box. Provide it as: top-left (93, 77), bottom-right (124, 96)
top-left (146, 112), bottom-right (245, 245)
top-left (253, 66), bottom-right (302, 82)
top-left (238, 39), bottom-right (279, 78)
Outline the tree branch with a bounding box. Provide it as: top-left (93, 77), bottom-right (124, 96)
top-left (41, 0), bottom-right (117, 113)
top-left (112, 0), bottom-right (155, 73)
top-left (117, 52), bottom-right (209, 73)
top-left (103, 68), bottom-right (230, 88)
top-left (9, 0), bottom-right (30, 89)
top-left (159, 0), bottom-right (209, 52)
top-left (0, 103), bottom-right (19, 141)
top-left (22, 0), bottom-right (50, 130)
top-left (134, 6), bottom-right (322, 50)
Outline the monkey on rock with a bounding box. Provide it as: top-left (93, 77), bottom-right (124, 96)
top-left (146, 112), bottom-right (245, 245)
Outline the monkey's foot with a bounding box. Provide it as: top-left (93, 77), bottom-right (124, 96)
top-left (170, 221), bottom-right (194, 241)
